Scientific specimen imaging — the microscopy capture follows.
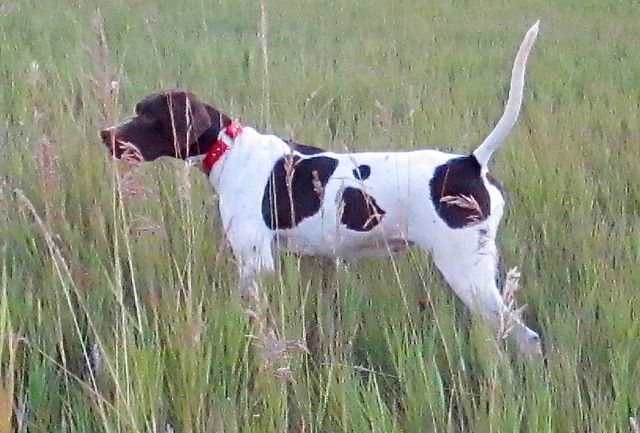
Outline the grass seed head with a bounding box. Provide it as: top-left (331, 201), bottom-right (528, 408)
top-left (440, 194), bottom-right (484, 225)
top-left (498, 267), bottom-right (527, 340)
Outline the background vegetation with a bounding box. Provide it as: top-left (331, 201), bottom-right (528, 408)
top-left (0, 0), bottom-right (638, 431)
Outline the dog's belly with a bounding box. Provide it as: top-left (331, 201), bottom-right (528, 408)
top-left (273, 221), bottom-right (411, 259)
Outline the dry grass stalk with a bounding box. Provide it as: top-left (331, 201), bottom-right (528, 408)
top-left (89, 343), bottom-right (103, 381)
top-left (631, 417), bottom-right (639, 433)
top-left (117, 170), bottom-right (151, 199)
top-left (361, 190), bottom-right (385, 229)
top-left (14, 393), bottom-right (27, 433)
top-left (27, 57), bottom-right (61, 217)
top-left (284, 154), bottom-right (298, 224)
top-left (129, 216), bottom-right (162, 235)
top-left (176, 159), bottom-right (195, 204)
top-left (111, 141), bottom-right (152, 198)
top-left (14, 189), bottom-right (70, 288)
top-left (112, 142), bottom-right (154, 202)
top-left (440, 194), bottom-right (483, 224)
top-left (0, 335), bottom-right (20, 433)
top-left (497, 267), bottom-right (527, 340)
top-left (86, 9), bottom-right (119, 126)
top-left (117, 142), bottom-right (143, 166)
top-left (34, 135), bottom-right (61, 204)
top-left (374, 99), bottom-right (392, 127)
top-left (247, 327), bottom-right (308, 381)
top-left (310, 170), bottom-right (325, 213)
top-left (259, 0), bottom-right (271, 129)
top-left (0, 181), bottom-right (7, 223)
top-left (26, 60), bottom-right (40, 87)
top-left (311, 170), bottom-right (323, 197)
top-left (335, 197), bottom-right (346, 231)
top-left (305, 88), bottom-right (320, 105)
top-left (363, 211), bottom-right (384, 230)
top-left (244, 283), bottom-right (308, 382)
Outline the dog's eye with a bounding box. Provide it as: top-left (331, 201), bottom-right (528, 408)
top-left (137, 113), bottom-right (155, 124)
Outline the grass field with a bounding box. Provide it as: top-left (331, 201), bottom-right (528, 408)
top-left (1, 0), bottom-right (639, 431)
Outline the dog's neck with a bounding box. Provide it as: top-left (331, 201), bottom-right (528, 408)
top-left (201, 121), bottom-right (242, 173)
top-left (187, 106), bottom-right (233, 159)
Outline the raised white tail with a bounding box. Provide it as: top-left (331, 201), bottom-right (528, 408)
top-left (472, 20), bottom-right (540, 167)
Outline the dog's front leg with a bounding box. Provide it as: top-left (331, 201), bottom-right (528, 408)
top-left (225, 223), bottom-right (275, 303)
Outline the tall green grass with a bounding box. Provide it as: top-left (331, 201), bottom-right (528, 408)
top-left (1, 0), bottom-right (639, 431)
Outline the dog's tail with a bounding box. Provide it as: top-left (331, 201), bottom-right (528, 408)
top-left (473, 20), bottom-right (540, 167)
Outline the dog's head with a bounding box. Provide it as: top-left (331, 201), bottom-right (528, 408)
top-left (100, 89), bottom-right (231, 162)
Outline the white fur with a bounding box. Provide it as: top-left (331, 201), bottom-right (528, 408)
top-left (209, 22), bottom-right (541, 355)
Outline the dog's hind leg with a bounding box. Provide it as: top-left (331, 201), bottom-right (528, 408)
top-left (300, 256), bottom-right (340, 360)
top-left (416, 227), bottom-right (541, 355)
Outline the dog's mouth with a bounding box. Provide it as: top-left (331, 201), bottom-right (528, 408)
top-left (115, 141), bottom-right (144, 164)
top-left (100, 130), bottom-right (144, 164)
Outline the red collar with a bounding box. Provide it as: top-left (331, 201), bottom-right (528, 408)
top-left (202, 121), bottom-right (243, 174)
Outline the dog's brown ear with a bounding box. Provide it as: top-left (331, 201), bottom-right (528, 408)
top-left (184, 91), bottom-right (212, 144)
top-left (161, 89), bottom-right (212, 150)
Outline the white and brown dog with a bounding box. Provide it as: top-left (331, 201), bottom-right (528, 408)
top-left (101, 22), bottom-right (541, 354)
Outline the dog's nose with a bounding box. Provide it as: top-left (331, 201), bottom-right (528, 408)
top-left (100, 128), bottom-right (124, 158)
top-left (100, 128), bottom-right (115, 143)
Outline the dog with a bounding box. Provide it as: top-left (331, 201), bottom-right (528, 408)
top-left (101, 22), bottom-right (541, 355)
